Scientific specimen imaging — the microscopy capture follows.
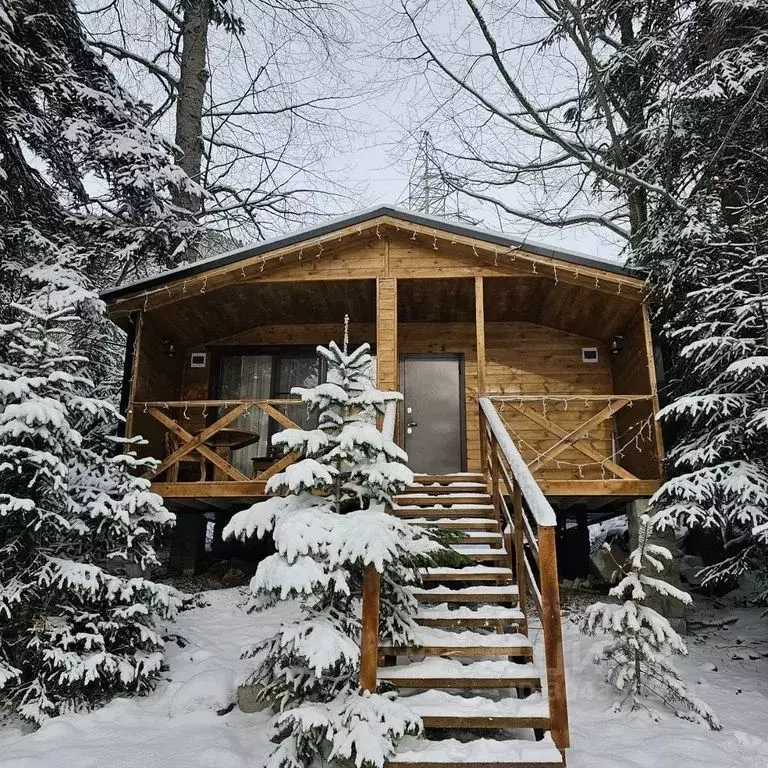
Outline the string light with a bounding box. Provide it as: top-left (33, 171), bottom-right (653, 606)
top-left (411, 230), bottom-right (417, 240)
top-left (376, 223), bottom-right (381, 239)
top-left (472, 244), bottom-right (479, 258)
top-left (200, 276), bottom-right (207, 293)
top-left (143, 292), bottom-right (149, 311)
top-left (316, 243), bottom-right (323, 258)
top-left (298, 248), bottom-right (303, 261)
top-left (553, 265), bottom-right (558, 284)
top-left (241, 266), bottom-right (246, 278)
top-left (433, 231), bottom-right (438, 250)
top-left (183, 280), bottom-right (188, 294)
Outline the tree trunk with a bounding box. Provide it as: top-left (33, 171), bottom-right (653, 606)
top-left (173, 0), bottom-right (210, 212)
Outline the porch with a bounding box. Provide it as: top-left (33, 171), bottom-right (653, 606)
top-left (120, 273), bottom-right (662, 505)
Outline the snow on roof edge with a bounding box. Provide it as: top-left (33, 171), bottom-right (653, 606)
top-left (101, 205), bottom-right (642, 301)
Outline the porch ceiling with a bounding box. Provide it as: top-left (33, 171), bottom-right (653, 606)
top-left (398, 277), bottom-right (639, 340)
top-left (143, 279), bottom-right (377, 348)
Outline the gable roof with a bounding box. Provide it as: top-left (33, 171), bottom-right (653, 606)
top-left (101, 205), bottom-right (640, 302)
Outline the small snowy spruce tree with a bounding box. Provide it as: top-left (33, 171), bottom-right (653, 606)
top-left (0, 301), bottom-right (183, 723)
top-left (224, 332), bottom-right (441, 768)
top-left (583, 515), bottom-right (720, 729)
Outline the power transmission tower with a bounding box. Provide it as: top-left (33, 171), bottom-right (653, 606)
top-left (406, 132), bottom-right (476, 224)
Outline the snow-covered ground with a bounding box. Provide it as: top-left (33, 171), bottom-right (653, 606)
top-left (1, 589), bottom-right (767, 768)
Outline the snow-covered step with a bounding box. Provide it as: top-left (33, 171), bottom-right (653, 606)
top-left (421, 565), bottom-right (514, 583)
top-left (393, 505), bottom-right (496, 520)
top-left (451, 531), bottom-right (503, 545)
top-left (393, 494), bottom-right (491, 507)
top-left (413, 473), bottom-right (485, 485)
top-left (399, 690), bottom-right (549, 729)
top-left (416, 602), bottom-right (525, 629)
top-left (379, 658), bottom-right (541, 690)
top-left (449, 544), bottom-right (508, 563)
top-left (389, 736), bottom-right (563, 767)
top-left (405, 483), bottom-right (487, 495)
top-left (412, 584), bottom-right (519, 605)
top-left (380, 627), bottom-right (533, 659)
top-left (408, 517), bottom-right (499, 532)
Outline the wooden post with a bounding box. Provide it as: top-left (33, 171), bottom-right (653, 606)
top-left (513, 483), bottom-right (527, 617)
top-left (124, 311), bottom-right (143, 439)
top-left (538, 524), bottom-right (570, 751)
top-left (491, 441), bottom-right (501, 527)
top-left (376, 277), bottom-right (398, 392)
top-left (360, 565), bottom-right (381, 692)
top-left (641, 301), bottom-right (665, 475)
top-left (474, 276), bottom-right (486, 395)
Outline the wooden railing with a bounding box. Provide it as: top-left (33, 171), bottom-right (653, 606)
top-left (131, 399), bottom-right (303, 483)
top-left (480, 397), bottom-right (570, 751)
top-left (360, 399), bottom-right (399, 693)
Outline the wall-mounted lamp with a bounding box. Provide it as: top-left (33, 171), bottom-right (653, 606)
top-left (162, 338), bottom-right (178, 358)
top-left (610, 335), bottom-right (625, 356)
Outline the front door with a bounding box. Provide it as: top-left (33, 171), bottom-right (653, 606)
top-left (400, 355), bottom-right (465, 474)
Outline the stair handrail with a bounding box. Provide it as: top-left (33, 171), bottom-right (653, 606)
top-left (479, 396), bottom-right (570, 752)
top-left (359, 398), bottom-right (399, 692)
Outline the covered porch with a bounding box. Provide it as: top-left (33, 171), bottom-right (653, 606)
top-left (118, 273), bottom-right (662, 506)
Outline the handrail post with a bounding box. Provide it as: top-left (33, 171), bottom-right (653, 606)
top-left (538, 524), bottom-right (570, 751)
top-left (513, 483), bottom-right (527, 617)
top-left (479, 409), bottom-right (489, 485)
top-left (490, 441), bottom-right (501, 527)
top-left (360, 564), bottom-right (381, 692)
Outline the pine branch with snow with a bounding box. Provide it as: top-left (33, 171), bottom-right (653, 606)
top-left (224, 334), bottom-right (438, 768)
top-left (582, 515), bottom-right (720, 729)
top-left (0, 302), bottom-right (183, 723)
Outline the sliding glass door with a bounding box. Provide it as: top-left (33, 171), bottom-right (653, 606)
top-left (215, 351), bottom-right (324, 475)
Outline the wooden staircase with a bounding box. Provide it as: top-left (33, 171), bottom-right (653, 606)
top-left (379, 474), bottom-right (562, 767)
top-left (358, 399), bottom-right (569, 768)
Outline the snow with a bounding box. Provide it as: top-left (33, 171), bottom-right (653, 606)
top-left (399, 689), bottom-right (549, 718)
top-left (406, 626), bottom-right (532, 649)
top-left (378, 658), bottom-right (539, 681)
top-left (392, 735), bottom-right (562, 764)
top-left (422, 565), bottom-right (512, 578)
top-left (0, 589), bottom-right (298, 768)
top-left (415, 603), bottom-right (524, 621)
top-left (2, 589), bottom-right (768, 768)
top-left (411, 584), bottom-right (519, 597)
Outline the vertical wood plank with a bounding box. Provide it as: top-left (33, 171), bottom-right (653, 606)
top-left (125, 311), bottom-right (143, 439)
top-left (513, 483), bottom-right (527, 618)
top-left (538, 525), bottom-right (570, 751)
top-left (641, 301), bottom-right (665, 476)
top-left (475, 276), bottom-right (486, 395)
top-left (360, 565), bottom-right (381, 692)
top-left (376, 277), bottom-right (398, 391)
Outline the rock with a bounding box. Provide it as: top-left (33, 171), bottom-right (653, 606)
top-left (169, 667), bottom-right (236, 717)
top-left (589, 543), bottom-right (625, 585)
top-left (238, 683), bottom-right (273, 713)
top-left (221, 567), bottom-right (248, 588)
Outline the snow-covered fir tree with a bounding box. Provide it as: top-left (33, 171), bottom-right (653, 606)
top-left (224, 331), bottom-right (442, 768)
top-left (583, 516), bottom-right (720, 729)
top-left (636, 0), bottom-right (768, 594)
top-left (0, 300), bottom-right (183, 723)
top-left (0, 0), bottom-right (201, 398)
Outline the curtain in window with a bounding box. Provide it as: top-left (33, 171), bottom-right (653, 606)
top-left (217, 355), bottom-right (272, 473)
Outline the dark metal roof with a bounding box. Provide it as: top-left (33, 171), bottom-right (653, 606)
top-left (101, 205), bottom-right (640, 301)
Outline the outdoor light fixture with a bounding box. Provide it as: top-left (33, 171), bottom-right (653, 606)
top-left (162, 338), bottom-right (178, 358)
top-left (610, 335), bottom-right (625, 355)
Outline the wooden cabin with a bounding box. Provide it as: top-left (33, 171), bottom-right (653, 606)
top-left (104, 205), bottom-right (663, 523)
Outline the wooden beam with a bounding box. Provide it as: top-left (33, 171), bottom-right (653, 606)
top-left (151, 481), bottom-right (268, 498)
top-left (146, 405), bottom-right (250, 481)
top-left (507, 401), bottom-right (638, 480)
top-left (254, 451), bottom-right (300, 482)
top-left (124, 311), bottom-right (143, 439)
top-left (258, 402), bottom-right (300, 431)
top-left (537, 479), bottom-right (660, 496)
top-left (527, 399), bottom-right (630, 473)
top-left (642, 301), bottom-right (665, 475)
top-left (359, 565), bottom-right (381, 692)
top-left (538, 525), bottom-right (570, 751)
top-left (376, 277), bottom-right (398, 391)
top-left (475, 276), bottom-right (486, 395)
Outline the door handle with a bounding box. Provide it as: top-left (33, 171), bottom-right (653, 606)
top-left (407, 421), bottom-right (419, 428)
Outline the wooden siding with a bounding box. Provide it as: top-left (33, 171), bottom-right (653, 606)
top-left (399, 322), bottom-right (614, 478)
